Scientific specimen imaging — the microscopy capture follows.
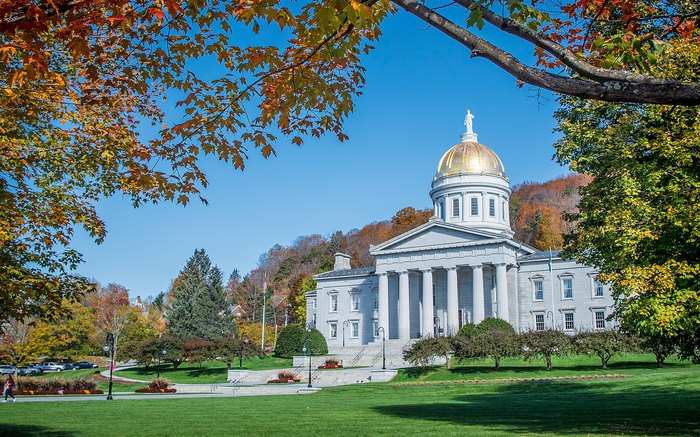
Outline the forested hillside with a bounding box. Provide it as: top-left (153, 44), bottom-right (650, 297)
top-left (230, 174), bottom-right (589, 325)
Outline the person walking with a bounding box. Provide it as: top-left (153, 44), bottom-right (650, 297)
top-left (4, 375), bottom-right (16, 402)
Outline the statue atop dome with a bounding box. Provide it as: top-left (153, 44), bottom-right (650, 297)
top-left (461, 110), bottom-right (478, 143)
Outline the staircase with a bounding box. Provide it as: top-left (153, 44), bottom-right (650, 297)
top-left (326, 340), bottom-right (416, 368)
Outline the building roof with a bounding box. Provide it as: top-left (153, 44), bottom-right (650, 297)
top-left (518, 249), bottom-right (564, 262)
top-left (314, 267), bottom-right (376, 279)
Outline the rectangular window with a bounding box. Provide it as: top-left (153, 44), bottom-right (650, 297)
top-left (563, 278), bottom-right (573, 299)
top-left (534, 280), bottom-right (544, 301)
top-left (489, 198), bottom-right (495, 217)
top-left (535, 314), bottom-right (545, 331)
top-left (595, 311), bottom-right (606, 329)
top-left (312, 298), bottom-right (317, 310)
top-left (329, 322), bottom-right (338, 339)
top-left (373, 320), bottom-right (379, 337)
top-left (502, 200), bottom-right (506, 220)
top-left (564, 312), bottom-right (575, 331)
top-left (330, 294), bottom-right (338, 312)
top-left (594, 279), bottom-right (604, 297)
top-left (470, 197), bottom-right (479, 216)
top-left (452, 198), bottom-right (460, 217)
top-left (312, 313), bottom-right (317, 326)
top-left (373, 293), bottom-right (378, 310)
top-left (351, 321), bottom-right (359, 338)
top-left (440, 201), bottom-right (445, 220)
top-left (350, 293), bottom-right (359, 311)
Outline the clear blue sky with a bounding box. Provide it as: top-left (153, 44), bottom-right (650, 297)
top-left (72, 11), bottom-right (568, 299)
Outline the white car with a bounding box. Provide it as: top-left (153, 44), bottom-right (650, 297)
top-left (0, 365), bottom-right (17, 375)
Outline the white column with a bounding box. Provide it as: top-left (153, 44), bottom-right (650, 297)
top-left (398, 271), bottom-right (410, 340)
top-left (420, 269), bottom-right (434, 337)
top-left (471, 264), bottom-right (485, 324)
top-left (496, 263), bottom-right (509, 322)
top-left (482, 192), bottom-right (488, 220)
top-left (378, 272), bottom-right (389, 338)
top-left (446, 266), bottom-right (459, 335)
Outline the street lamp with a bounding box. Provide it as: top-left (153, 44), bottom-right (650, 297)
top-left (342, 320), bottom-right (349, 348)
top-left (239, 338), bottom-right (249, 370)
top-left (377, 327), bottom-right (386, 370)
top-left (157, 345), bottom-right (167, 379)
top-left (303, 325), bottom-right (312, 388)
top-left (434, 316), bottom-right (441, 337)
top-left (103, 333), bottom-right (115, 400)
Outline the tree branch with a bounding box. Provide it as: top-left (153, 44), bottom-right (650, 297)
top-left (391, 0), bottom-right (700, 105)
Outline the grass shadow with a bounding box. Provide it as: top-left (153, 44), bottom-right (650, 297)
top-left (374, 378), bottom-right (700, 435)
top-left (0, 423), bottom-right (76, 436)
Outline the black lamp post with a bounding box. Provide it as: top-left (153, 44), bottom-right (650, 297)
top-left (157, 345), bottom-right (167, 379)
top-left (239, 338), bottom-right (249, 370)
top-left (103, 333), bottom-right (115, 400)
top-left (377, 327), bottom-right (386, 370)
top-left (303, 324), bottom-right (312, 388)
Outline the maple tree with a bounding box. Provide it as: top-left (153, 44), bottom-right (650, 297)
top-left (555, 39), bottom-right (700, 360)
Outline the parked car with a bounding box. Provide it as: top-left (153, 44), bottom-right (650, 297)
top-left (17, 366), bottom-right (42, 376)
top-left (0, 365), bottom-right (17, 375)
top-left (39, 362), bottom-right (67, 372)
top-left (72, 361), bottom-right (99, 369)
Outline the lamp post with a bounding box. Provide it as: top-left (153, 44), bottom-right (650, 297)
top-left (103, 333), bottom-right (115, 400)
top-left (342, 320), bottom-right (349, 348)
top-left (239, 338), bottom-right (249, 370)
top-left (157, 345), bottom-right (167, 379)
top-left (377, 327), bottom-right (386, 370)
top-left (303, 324), bottom-right (312, 388)
top-left (434, 316), bottom-right (441, 337)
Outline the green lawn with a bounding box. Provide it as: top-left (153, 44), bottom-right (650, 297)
top-left (1, 363), bottom-right (699, 436)
top-left (115, 357), bottom-right (293, 383)
top-left (394, 353), bottom-right (695, 383)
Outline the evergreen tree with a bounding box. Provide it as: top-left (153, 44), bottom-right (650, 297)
top-left (166, 249), bottom-right (235, 340)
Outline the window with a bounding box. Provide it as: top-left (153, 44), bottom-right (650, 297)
top-left (563, 278), bottom-right (573, 299)
top-left (502, 200), bottom-right (506, 220)
top-left (452, 198), bottom-right (460, 217)
top-left (373, 320), bottom-right (379, 337)
top-left (312, 313), bottom-right (317, 326)
top-left (470, 197), bottom-right (479, 215)
top-left (594, 279), bottom-right (605, 298)
top-left (440, 201), bottom-right (445, 220)
top-left (373, 292), bottom-right (378, 310)
top-left (351, 321), bottom-right (359, 338)
top-left (534, 279), bottom-right (544, 301)
top-left (595, 311), bottom-right (606, 329)
top-left (330, 294), bottom-right (338, 312)
top-left (564, 312), bottom-right (575, 331)
top-left (489, 198), bottom-right (495, 217)
top-left (535, 314), bottom-right (545, 331)
top-left (312, 298), bottom-right (317, 310)
top-left (329, 322), bottom-right (338, 339)
top-left (350, 293), bottom-right (360, 311)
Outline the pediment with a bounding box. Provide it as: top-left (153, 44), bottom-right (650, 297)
top-left (370, 221), bottom-right (503, 255)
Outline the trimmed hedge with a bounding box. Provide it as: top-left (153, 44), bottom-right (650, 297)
top-left (275, 325), bottom-right (328, 358)
top-left (12, 377), bottom-right (97, 392)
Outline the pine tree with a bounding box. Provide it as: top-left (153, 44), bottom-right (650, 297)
top-left (166, 249), bottom-right (235, 340)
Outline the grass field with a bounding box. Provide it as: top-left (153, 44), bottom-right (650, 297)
top-left (2, 365), bottom-right (699, 436)
top-left (114, 356), bottom-right (293, 383)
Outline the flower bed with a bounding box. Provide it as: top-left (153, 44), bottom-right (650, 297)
top-left (317, 365), bottom-right (343, 369)
top-left (17, 390), bottom-right (104, 395)
top-left (267, 378), bottom-right (300, 384)
top-left (134, 388), bottom-right (177, 393)
top-left (318, 358), bottom-right (343, 369)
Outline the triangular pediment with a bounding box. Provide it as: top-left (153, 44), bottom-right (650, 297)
top-left (370, 221), bottom-right (505, 255)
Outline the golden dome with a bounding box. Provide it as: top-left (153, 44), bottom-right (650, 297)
top-left (435, 141), bottom-right (506, 178)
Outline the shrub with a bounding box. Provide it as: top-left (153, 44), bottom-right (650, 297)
top-left (574, 329), bottom-right (632, 369)
top-left (403, 336), bottom-right (454, 369)
top-left (275, 325), bottom-right (305, 358)
top-left (457, 323), bottom-right (476, 338)
top-left (324, 358), bottom-right (339, 367)
top-left (148, 378), bottom-right (171, 390)
top-left (277, 370), bottom-right (297, 380)
top-left (520, 329), bottom-right (570, 370)
top-left (307, 328), bottom-right (328, 355)
top-left (14, 377), bottom-right (97, 392)
top-left (184, 338), bottom-right (213, 367)
top-left (453, 318), bottom-right (519, 369)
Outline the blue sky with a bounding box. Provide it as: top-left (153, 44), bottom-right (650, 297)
top-left (72, 10), bottom-right (569, 299)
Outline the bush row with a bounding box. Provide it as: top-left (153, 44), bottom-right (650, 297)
top-left (405, 318), bottom-right (664, 370)
top-left (9, 377), bottom-right (97, 392)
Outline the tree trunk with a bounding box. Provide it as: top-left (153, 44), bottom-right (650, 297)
top-left (545, 354), bottom-right (552, 371)
top-left (655, 352), bottom-right (665, 368)
top-left (494, 356), bottom-right (500, 369)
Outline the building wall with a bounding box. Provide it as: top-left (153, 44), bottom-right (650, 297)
top-left (516, 258), bottom-right (615, 332)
